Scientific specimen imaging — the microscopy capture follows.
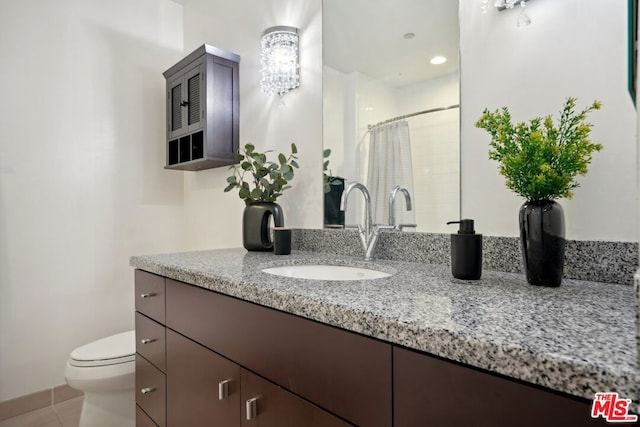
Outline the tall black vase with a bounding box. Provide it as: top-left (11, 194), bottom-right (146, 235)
top-left (243, 202), bottom-right (284, 251)
top-left (519, 200), bottom-right (565, 287)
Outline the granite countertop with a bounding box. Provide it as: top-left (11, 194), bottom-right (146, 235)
top-left (130, 248), bottom-right (637, 404)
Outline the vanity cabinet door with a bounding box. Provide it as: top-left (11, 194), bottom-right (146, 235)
top-left (241, 369), bottom-right (353, 427)
top-left (136, 406), bottom-right (159, 427)
top-left (166, 329), bottom-right (241, 427)
top-left (393, 347), bottom-right (606, 427)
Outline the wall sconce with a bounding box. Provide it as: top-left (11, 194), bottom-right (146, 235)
top-left (260, 26), bottom-right (300, 97)
top-left (481, 0), bottom-right (532, 28)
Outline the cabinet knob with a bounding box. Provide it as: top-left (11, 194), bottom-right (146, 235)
top-left (140, 293), bottom-right (156, 299)
top-left (218, 379), bottom-right (231, 400)
top-left (140, 338), bottom-right (156, 345)
top-left (141, 387), bottom-right (156, 395)
top-left (246, 397), bottom-right (259, 420)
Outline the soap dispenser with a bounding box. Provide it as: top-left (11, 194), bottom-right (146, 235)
top-left (446, 219), bottom-right (482, 280)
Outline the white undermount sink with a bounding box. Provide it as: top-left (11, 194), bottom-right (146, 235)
top-left (262, 264), bottom-right (392, 281)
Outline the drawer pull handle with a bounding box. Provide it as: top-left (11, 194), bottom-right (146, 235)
top-left (141, 387), bottom-right (156, 395)
top-left (218, 379), bottom-right (231, 400)
top-left (140, 338), bottom-right (156, 345)
top-left (246, 397), bottom-right (259, 420)
top-left (140, 293), bottom-right (156, 298)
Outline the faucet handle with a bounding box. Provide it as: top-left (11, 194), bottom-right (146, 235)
top-left (396, 223), bottom-right (417, 231)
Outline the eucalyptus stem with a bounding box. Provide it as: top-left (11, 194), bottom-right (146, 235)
top-left (224, 143), bottom-right (299, 205)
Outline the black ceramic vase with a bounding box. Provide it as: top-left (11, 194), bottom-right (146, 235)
top-left (243, 202), bottom-right (284, 251)
top-left (519, 200), bottom-right (565, 287)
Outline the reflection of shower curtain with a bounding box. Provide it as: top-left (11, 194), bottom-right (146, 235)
top-left (366, 121), bottom-right (416, 226)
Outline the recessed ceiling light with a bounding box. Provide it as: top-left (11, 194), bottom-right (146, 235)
top-left (430, 55), bottom-right (447, 65)
top-left (403, 33), bottom-right (415, 39)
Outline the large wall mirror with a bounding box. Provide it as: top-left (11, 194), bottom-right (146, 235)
top-left (322, 0), bottom-right (460, 233)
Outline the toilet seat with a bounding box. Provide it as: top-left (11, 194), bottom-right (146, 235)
top-left (69, 331), bottom-right (135, 367)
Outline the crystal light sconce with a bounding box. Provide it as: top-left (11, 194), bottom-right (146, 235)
top-left (260, 26), bottom-right (300, 97)
top-left (481, 0), bottom-right (532, 28)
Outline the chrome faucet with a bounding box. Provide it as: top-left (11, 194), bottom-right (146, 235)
top-left (340, 182), bottom-right (394, 260)
top-left (388, 185), bottom-right (417, 231)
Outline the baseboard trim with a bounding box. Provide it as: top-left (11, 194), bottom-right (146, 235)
top-left (0, 384), bottom-right (82, 421)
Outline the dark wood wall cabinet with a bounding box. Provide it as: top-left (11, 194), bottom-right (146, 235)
top-left (163, 44), bottom-right (240, 171)
top-left (134, 270), bottom-right (601, 427)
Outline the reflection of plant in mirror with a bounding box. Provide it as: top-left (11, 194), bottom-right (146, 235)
top-left (323, 149), bottom-right (342, 193)
top-left (224, 143), bottom-right (299, 205)
top-left (475, 98), bottom-right (603, 201)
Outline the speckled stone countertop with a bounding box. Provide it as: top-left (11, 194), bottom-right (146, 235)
top-left (130, 248), bottom-right (637, 406)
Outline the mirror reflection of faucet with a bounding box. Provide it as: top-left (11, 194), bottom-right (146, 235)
top-left (389, 185), bottom-right (417, 231)
top-left (340, 182), bottom-right (415, 260)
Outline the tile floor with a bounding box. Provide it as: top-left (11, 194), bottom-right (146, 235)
top-left (0, 397), bottom-right (82, 427)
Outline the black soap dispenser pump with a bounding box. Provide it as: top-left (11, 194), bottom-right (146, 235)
top-left (446, 219), bottom-right (482, 280)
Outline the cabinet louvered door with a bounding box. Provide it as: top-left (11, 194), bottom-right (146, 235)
top-left (167, 63), bottom-right (203, 139)
top-left (166, 64), bottom-right (205, 163)
top-left (167, 75), bottom-right (185, 140)
top-left (185, 64), bottom-right (204, 134)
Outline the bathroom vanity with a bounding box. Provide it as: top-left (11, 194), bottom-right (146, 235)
top-left (131, 249), bottom-right (635, 426)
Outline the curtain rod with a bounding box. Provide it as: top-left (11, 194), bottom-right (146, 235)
top-left (367, 104), bottom-right (460, 130)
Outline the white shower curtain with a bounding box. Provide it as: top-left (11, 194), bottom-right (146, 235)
top-left (366, 121), bottom-right (416, 226)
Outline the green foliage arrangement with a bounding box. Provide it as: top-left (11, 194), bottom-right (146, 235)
top-left (323, 148), bottom-right (342, 193)
top-left (475, 98), bottom-right (603, 201)
top-left (224, 143), bottom-right (299, 205)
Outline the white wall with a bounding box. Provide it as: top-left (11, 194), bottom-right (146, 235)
top-left (460, 0), bottom-right (637, 241)
top-left (181, 0), bottom-right (323, 249)
top-left (397, 74), bottom-right (460, 232)
top-left (0, 0), bottom-right (185, 401)
top-left (322, 66), bottom-right (347, 178)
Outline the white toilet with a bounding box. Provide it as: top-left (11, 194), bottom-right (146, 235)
top-left (64, 330), bottom-right (136, 427)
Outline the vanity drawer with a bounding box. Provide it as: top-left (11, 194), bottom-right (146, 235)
top-left (136, 312), bottom-right (166, 372)
top-left (136, 355), bottom-right (166, 427)
top-left (135, 270), bottom-right (166, 323)
top-left (166, 279), bottom-right (392, 427)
